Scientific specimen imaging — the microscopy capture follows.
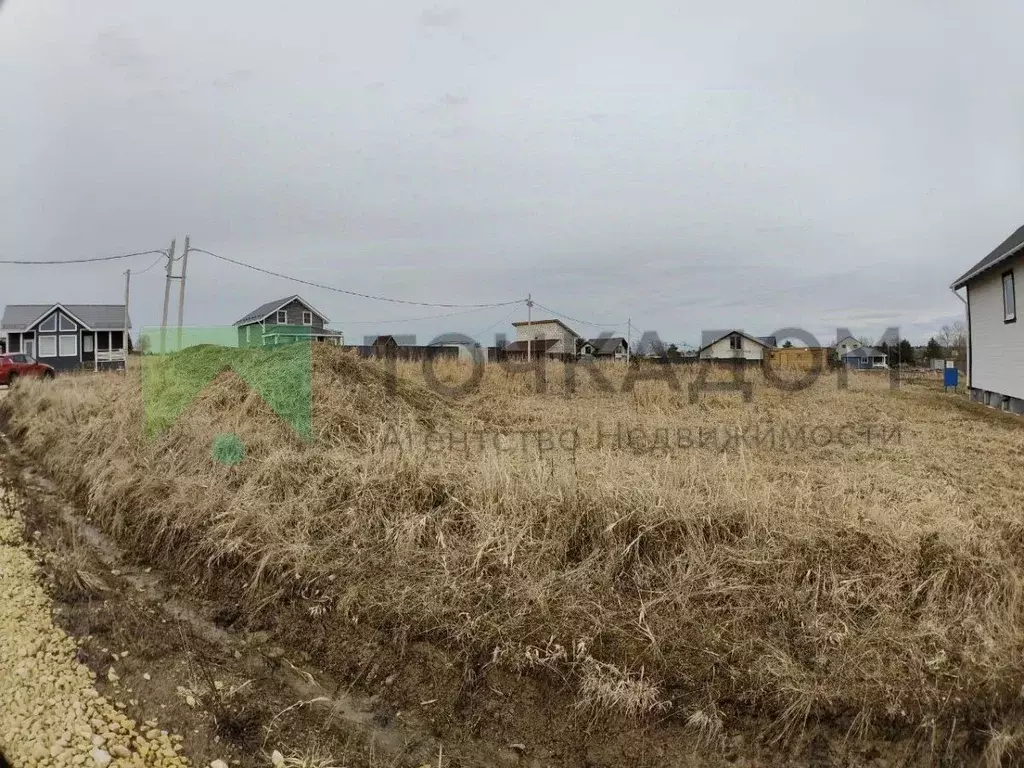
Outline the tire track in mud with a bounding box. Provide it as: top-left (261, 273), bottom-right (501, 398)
top-left (0, 473), bottom-right (192, 767)
top-left (0, 425), bottom-right (517, 768)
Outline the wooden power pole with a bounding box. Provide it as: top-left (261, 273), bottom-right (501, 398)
top-left (159, 238), bottom-right (177, 353)
top-left (176, 235), bottom-right (190, 350)
top-left (122, 268), bottom-right (131, 372)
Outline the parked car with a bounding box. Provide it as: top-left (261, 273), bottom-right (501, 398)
top-left (0, 353), bottom-right (55, 386)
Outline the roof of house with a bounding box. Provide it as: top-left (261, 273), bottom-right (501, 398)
top-left (583, 337), bottom-right (628, 355)
top-left (234, 295), bottom-right (330, 326)
top-left (757, 336), bottom-right (777, 348)
top-left (952, 224), bottom-right (1024, 289)
top-left (504, 338), bottom-right (559, 353)
top-left (843, 346), bottom-right (885, 358)
top-left (697, 330), bottom-right (772, 353)
top-left (511, 318), bottom-right (581, 338)
top-left (372, 335), bottom-right (399, 346)
top-left (1, 304), bottom-right (130, 331)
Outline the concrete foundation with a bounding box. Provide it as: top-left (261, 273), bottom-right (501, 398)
top-left (970, 388), bottom-right (1024, 415)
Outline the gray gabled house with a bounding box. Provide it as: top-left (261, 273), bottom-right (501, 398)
top-left (578, 337), bottom-right (629, 360)
top-left (841, 346), bottom-right (887, 369)
top-left (1, 303), bottom-right (130, 372)
top-left (234, 295), bottom-right (344, 347)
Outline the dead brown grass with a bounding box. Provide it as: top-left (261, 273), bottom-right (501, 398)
top-left (4, 348), bottom-right (1024, 752)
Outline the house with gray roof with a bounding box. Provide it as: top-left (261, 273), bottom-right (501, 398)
top-left (234, 295), bottom-right (344, 347)
top-left (841, 346), bottom-right (887, 370)
top-left (578, 336), bottom-right (629, 360)
top-left (951, 223), bottom-right (1024, 411)
top-left (1, 303), bottom-right (130, 372)
top-left (697, 330), bottom-right (774, 361)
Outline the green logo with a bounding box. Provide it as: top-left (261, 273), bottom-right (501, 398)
top-left (141, 326), bottom-right (313, 464)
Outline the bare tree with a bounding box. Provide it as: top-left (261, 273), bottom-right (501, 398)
top-left (937, 321), bottom-right (967, 358)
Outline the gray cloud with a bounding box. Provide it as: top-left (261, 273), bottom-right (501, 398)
top-left (1, 0), bottom-right (1016, 349)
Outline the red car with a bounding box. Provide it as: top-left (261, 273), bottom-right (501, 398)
top-left (0, 353), bottom-right (55, 386)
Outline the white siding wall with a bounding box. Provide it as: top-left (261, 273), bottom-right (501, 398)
top-left (968, 251), bottom-right (1024, 399)
top-left (699, 335), bottom-right (766, 360)
top-left (515, 322), bottom-right (578, 355)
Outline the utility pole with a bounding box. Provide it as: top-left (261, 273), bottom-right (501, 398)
top-left (160, 238), bottom-right (177, 353)
top-left (122, 269), bottom-right (131, 373)
top-left (526, 293), bottom-right (534, 362)
top-left (176, 235), bottom-right (190, 351)
top-left (626, 317), bottom-right (631, 366)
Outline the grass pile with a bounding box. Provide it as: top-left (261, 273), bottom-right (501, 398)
top-left (4, 345), bottom-right (1024, 754)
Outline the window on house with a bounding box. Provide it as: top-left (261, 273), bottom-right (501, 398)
top-left (38, 336), bottom-right (57, 358)
top-left (1003, 270), bottom-right (1016, 323)
top-left (276, 310), bottom-right (288, 324)
top-left (83, 336), bottom-right (94, 353)
top-left (729, 334), bottom-right (743, 351)
top-left (59, 314), bottom-right (76, 331)
top-left (39, 315), bottom-right (57, 332)
top-left (59, 334), bottom-right (78, 357)
top-left (302, 311), bottom-right (313, 325)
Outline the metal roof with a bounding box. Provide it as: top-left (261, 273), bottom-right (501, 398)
top-left (1, 304), bottom-right (130, 331)
top-left (234, 295), bottom-right (330, 326)
top-left (952, 224), bottom-right (1024, 289)
top-left (583, 336), bottom-right (628, 355)
top-left (511, 318), bottom-right (581, 338)
top-left (843, 346), bottom-right (885, 358)
top-left (697, 330), bottom-right (772, 353)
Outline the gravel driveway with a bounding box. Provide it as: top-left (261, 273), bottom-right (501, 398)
top-left (0, 478), bottom-right (191, 767)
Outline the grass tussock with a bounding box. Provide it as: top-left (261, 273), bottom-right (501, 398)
top-left (4, 346), bottom-right (1024, 745)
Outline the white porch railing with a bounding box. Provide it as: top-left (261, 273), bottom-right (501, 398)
top-left (96, 350), bottom-right (126, 363)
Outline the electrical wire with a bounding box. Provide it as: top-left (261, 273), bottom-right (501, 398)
top-left (471, 301), bottom-right (527, 342)
top-left (189, 247), bottom-right (525, 309)
top-left (131, 253), bottom-right (168, 275)
top-left (0, 249), bottom-right (168, 265)
top-left (531, 300), bottom-right (625, 329)
top-left (335, 303), bottom-right (520, 325)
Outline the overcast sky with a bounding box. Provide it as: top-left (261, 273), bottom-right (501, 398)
top-left (1, 1), bottom-right (1021, 347)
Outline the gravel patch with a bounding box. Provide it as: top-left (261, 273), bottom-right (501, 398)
top-left (0, 480), bottom-right (192, 767)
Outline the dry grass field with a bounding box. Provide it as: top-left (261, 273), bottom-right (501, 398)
top-left (3, 346), bottom-right (1024, 763)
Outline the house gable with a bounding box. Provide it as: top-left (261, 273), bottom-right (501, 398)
top-left (235, 295), bottom-right (329, 327)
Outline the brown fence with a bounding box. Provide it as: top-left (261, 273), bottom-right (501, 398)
top-left (487, 348), bottom-right (578, 364)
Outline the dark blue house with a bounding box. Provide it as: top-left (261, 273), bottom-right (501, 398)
top-left (1, 303), bottom-right (130, 372)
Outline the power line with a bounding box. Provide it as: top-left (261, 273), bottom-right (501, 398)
top-left (132, 253), bottom-right (169, 275)
top-left (0, 249), bottom-right (169, 265)
top-left (531, 300), bottom-right (625, 329)
top-left (336, 303), bottom-right (520, 325)
top-left (189, 247), bottom-right (525, 309)
top-left (471, 302), bottom-right (526, 341)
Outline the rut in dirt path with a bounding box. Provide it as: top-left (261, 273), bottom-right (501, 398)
top-left (0, 475), bottom-right (192, 767)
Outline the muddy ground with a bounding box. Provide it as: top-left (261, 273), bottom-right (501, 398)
top-left (0, 395), bottom-right (977, 767)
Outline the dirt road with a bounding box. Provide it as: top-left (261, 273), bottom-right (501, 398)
top-left (0, 469), bottom-right (192, 767)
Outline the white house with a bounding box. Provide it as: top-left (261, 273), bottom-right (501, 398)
top-left (697, 330), bottom-right (773, 361)
top-left (952, 224), bottom-right (1024, 412)
top-left (507, 319), bottom-right (581, 357)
